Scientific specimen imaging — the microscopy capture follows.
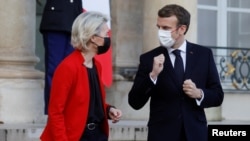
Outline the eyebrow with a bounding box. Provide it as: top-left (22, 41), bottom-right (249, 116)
top-left (156, 24), bottom-right (170, 29)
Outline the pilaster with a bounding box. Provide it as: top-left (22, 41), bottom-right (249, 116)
top-left (0, 0), bottom-right (45, 124)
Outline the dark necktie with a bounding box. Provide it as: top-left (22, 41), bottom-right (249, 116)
top-left (173, 49), bottom-right (184, 84)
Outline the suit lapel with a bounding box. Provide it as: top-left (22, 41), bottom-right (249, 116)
top-left (164, 50), bottom-right (175, 75)
top-left (184, 43), bottom-right (196, 80)
top-left (163, 48), bottom-right (181, 87)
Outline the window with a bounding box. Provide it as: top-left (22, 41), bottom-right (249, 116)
top-left (198, 0), bottom-right (250, 48)
top-left (198, 0), bottom-right (250, 91)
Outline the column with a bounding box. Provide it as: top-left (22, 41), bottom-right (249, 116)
top-left (108, 0), bottom-right (149, 120)
top-left (0, 0), bottom-right (45, 123)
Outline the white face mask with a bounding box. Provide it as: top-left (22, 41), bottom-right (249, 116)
top-left (158, 29), bottom-right (175, 48)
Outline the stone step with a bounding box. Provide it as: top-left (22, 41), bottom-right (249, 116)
top-left (0, 120), bottom-right (250, 141)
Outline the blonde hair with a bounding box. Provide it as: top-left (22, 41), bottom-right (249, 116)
top-left (71, 11), bottom-right (108, 50)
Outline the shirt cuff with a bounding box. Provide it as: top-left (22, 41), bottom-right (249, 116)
top-left (196, 89), bottom-right (204, 106)
top-left (149, 74), bottom-right (157, 85)
top-left (106, 105), bottom-right (116, 119)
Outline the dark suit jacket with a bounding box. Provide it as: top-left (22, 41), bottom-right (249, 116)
top-left (128, 41), bottom-right (224, 141)
top-left (40, 0), bottom-right (83, 33)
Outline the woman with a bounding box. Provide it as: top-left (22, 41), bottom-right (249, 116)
top-left (40, 11), bottom-right (122, 141)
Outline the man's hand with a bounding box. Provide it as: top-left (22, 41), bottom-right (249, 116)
top-left (108, 107), bottom-right (122, 123)
top-left (150, 54), bottom-right (165, 80)
top-left (183, 79), bottom-right (202, 99)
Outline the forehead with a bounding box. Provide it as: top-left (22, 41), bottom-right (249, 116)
top-left (157, 15), bottom-right (178, 28)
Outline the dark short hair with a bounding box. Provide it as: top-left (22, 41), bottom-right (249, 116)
top-left (158, 4), bottom-right (190, 34)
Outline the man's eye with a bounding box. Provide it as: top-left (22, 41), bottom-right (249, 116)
top-left (162, 27), bottom-right (170, 30)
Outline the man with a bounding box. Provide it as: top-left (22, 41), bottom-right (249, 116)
top-left (128, 4), bottom-right (224, 141)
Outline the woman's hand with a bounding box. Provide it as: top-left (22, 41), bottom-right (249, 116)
top-left (108, 107), bottom-right (122, 123)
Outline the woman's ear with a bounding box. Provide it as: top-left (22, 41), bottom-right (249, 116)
top-left (90, 35), bottom-right (96, 43)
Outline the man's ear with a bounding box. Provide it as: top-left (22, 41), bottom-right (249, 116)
top-left (179, 25), bottom-right (187, 35)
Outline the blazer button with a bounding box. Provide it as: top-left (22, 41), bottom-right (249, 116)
top-left (51, 7), bottom-right (55, 10)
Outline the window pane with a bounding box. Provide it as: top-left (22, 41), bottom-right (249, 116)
top-left (228, 0), bottom-right (250, 8)
top-left (197, 9), bottom-right (217, 46)
top-left (227, 12), bottom-right (250, 47)
top-left (198, 0), bottom-right (217, 6)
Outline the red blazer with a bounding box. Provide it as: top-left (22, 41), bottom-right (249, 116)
top-left (40, 50), bottom-right (110, 141)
